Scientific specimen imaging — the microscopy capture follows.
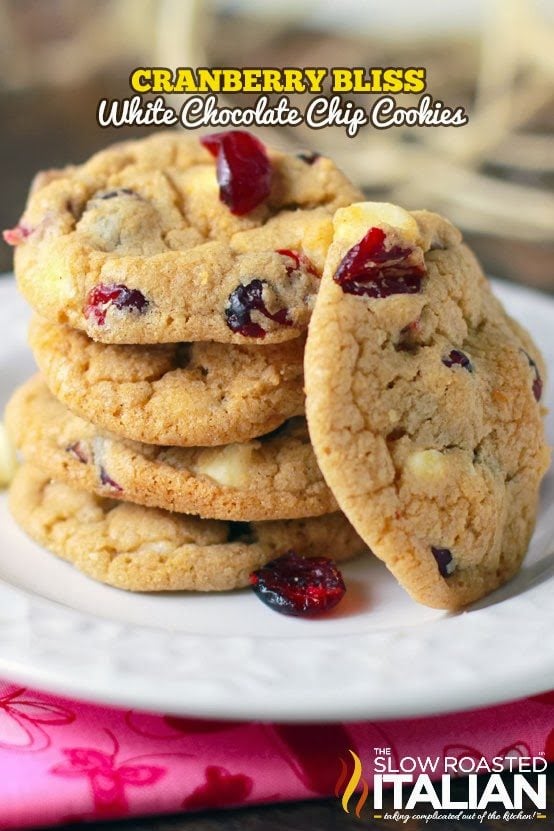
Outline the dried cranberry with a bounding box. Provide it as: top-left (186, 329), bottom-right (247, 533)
top-left (522, 351), bottom-right (542, 402)
top-left (442, 349), bottom-right (473, 372)
top-left (297, 151), bottom-right (321, 165)
top-left (250, 551), bottom-right (346, 617)
top-left (66, 441), bottom-right (89, 464)
top-left (276, 249), bottom-right (319, 278)
top-left (201, 130), bottom-right (271, 215)
top-left (97, 188), bottom-right (137, 200)
top-left (225, 279), bottom-right (292, 338)
top-left (431, 547), bottom-right (456, 578)
top-left (396, 318), bottom-right (423, 353)
top-left (3, 223), bottom-right (31, 246)
top-left (99, 466), bottom-right (123, 492)
top-left (84, 283), bottom-right (148, 326)
top-left (334, 226), bottom-right (426, 297)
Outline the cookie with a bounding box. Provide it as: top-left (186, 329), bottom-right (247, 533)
top-left (0, 422), bottom-right (18, 488)
top-left (7, 377), bottom-right (337, 520)
top-left (8, 131), bottom-right (362, 344)
top-left (305, 202), bottom-right (550, 610)
top-left (29, 317), bottom-right (304, 446)
top-left (9, 464), bottom-right (365, 592)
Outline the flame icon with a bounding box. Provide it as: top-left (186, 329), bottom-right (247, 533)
top-left (335, 749), bottom-right (369, 818)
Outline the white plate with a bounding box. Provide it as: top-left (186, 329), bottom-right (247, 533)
top-left (0, 276), bottom-right (552, 722)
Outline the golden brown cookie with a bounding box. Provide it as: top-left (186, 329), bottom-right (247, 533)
top-left (7, 131), bottom-right (362, 344)
top-left (9, 464), bottom-right (365, 592)
top-left (305, 202), bottom-right (550, 610)
top-left (7, 377), bottom-right (337, 521)
top-left (29, 317), bottom-right (304, 446)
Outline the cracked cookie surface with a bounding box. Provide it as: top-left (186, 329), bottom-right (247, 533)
top-left (7, 377), bottom-right (337, 520)
top-left (9, 464), bottom-right (365, 592)
top-left (9, 131), bottom-right (361, 344)
top-left (29, 317), bottom-right (305, 446)
top-left (305, 202), bottom-right (550, 610)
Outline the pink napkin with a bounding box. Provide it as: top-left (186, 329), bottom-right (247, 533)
top-left (0, 678), bottom-right (552, 828)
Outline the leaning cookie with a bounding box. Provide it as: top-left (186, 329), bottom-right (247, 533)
top-left (7, 377), bottom-right (337, 521)
top-left (7, 131), bottom-right (362, 344)
top-left (9, 464), bottom-right (364, 592)
top-left (305, 202), bottom-right (550, 610)
top-left (29, 317), bottom-right (305, 446)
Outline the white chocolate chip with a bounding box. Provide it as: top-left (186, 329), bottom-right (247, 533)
top-left (194, 442), bottom-right (259, 488)
top-left (188, 165), bottom-right (219, 195)
top-left (136, 541), bottom-right (173, 555)
top-left (0, 422), bottom-right (17, 488)
top-left (333, 201), bottom-right (420, 248)
top-left (406, 449), bottom-right (446, 480)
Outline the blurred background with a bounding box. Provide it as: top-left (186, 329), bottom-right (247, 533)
top-left (0, 0), bottom-right (552, 288)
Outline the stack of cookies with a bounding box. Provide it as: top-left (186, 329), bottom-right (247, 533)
top-left (4, 131), bottom-right (367, 593)
top-left (4, 130), bottom-right (550, 610)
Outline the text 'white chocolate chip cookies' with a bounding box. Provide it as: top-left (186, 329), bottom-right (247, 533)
top-left (6, 131), bottom-right (362, 344)
top-left (6, 376), bottom-right (337, 521)
top-left (29, 317), bottom-right (304, 446)
top-left (9, 464), bottom-right (364, 592)
top-left (305, 202), bottom-right (550, 610)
